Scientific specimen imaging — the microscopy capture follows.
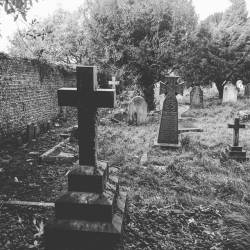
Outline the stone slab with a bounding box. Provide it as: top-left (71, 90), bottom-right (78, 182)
top-left (154, 140), bottom-right (181, 149)
top-left (40, 138), bottom-right (76, 163)
top-left (2, 200), bottom-right (54, 207)
top-left (178, 128), bottom-right (203, 133)
top-left (68, 161), bottom-right (109, 193)
top-left (45, 190), bottom-right (127, 250)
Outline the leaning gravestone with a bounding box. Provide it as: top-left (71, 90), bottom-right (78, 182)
top-left (222, 82), bottom-right (238, 103)
top-left (127, 96), bottom-right (148, 125)
top-left (227, 118), bottom-right (247, 161)
top-left (190, 85), bottom-right (203, 109)
top-left (154, 76), bottom-right (180, 149)
top-left (245, 83), bottom-right (250, 97)
top-left (45, 66), bottom-right (127, 250)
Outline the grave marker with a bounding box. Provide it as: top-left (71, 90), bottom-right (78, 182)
top-left (45, 66), bottom-right (127, 250)
top-left (190, 85), bottom-right (203, 109)
top-left (127, 96), bottom-right (148, 125)
top-left (222, 82), bottom-right (238, 103)
top-left (227, 118), bottom-right (247, 161)
top-left (154, 76), bottom-right (181, 149)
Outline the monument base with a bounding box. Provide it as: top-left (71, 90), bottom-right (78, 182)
top-left (45, 163), bottom-right (128, 250)
top-left (227, 146), bottom-right (248, 162)
top-left (154, 140), bottom-right (181, 150)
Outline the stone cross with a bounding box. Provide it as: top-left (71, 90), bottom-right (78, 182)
top-left (228, 118), bottom-right (245, 146)
top-left (109, 76), bottom-right (119, 89)
top-left (159, 76), bottom-right (184, 96)
top-left (58, 66), bottom-right (115, 166)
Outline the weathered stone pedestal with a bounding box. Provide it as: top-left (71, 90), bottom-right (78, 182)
top-left (228, 146), bottom-right (247, 162)
top-left (45, 162), bottom-right (127, 250)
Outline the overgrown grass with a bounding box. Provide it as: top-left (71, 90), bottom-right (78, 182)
top-left (98, 96), bottom-right (250, 249)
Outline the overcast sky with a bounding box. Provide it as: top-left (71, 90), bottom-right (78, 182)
top-left (0, 0), bottom-right (250, 52)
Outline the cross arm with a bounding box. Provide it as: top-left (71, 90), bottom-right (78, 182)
top-left (95, 88), bottom-right (115, 108)
top-left (228, 124), bottom-right (246, 128)
top-left (58, 88), bottom-right (78, 107)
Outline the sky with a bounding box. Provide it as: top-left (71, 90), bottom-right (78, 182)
top-left (0, 0), bottom-right (250, 52)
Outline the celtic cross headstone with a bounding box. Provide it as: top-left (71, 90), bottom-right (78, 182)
top-left (155, 76), bottom-right (181, 149)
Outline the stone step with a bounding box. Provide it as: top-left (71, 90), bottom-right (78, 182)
top-left (229, 146), bottom-right (243, 152)
top-left (55, 180), bottom-right (119, 222)
top-left (229, 151), bottom-right (246, 158)
top-left (45, 190), bottom-right (127, 250)
top-left (68, 161), bottom-right (108, 193)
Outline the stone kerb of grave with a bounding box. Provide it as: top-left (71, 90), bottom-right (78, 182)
top-left (222, 82), bottom-right (238, 103)
top-left (190, 85), bottom-right (204, 109)
top-left (45, 66), bottom-right (128, 250)
top-left (127, 96), bottom-right (148, 125)
top-left (227, 118), bottom-right (248, 162)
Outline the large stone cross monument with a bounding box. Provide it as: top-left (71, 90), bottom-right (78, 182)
top-left (57, 66), bottom-right (114, 166)
top-left (154, 76), bottom-right (181, 149)
top-left (45, 66), bottom-right (127, 250)
top-left (227, 118), bottom-right (247, 161)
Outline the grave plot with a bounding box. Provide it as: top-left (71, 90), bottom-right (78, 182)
top-left (0, 90), bottom-right (250, 250)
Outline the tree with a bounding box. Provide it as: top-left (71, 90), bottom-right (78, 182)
top-left (179, 0), bottom-right (250, 98)
top-left (0, 0), bottom-right (38, 20)
top-left (9, 8), bottom-right (90, 64)
top-left (84, 0), bottom-right (198, 109)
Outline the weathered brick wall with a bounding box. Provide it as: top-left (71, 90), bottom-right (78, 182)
top-left (0, 53), bottom-right (76, 137)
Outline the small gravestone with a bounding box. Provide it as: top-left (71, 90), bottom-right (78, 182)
top-left (236, 80), bottom-right (245, 96)
top-left (154, 76), bottom-right (180, 149)
top-left (222, 82), bottom-right (238, 103)
top-left (127, 96), bottom-right (148, 125)
top-left (227, 118), bottom-right (247, 161)
top-left (190, 85), bottom-right (203, 109)
top-left (45, 66), bottom-right (127, 250)
top-left (245, 83), bottom-right (250, 97)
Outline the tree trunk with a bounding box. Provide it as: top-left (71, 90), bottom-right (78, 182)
top-left (216, 82), bottom-right (224, 99)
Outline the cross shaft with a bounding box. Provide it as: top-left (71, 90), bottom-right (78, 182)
top-left (58, 66), bottom-right (115, 166)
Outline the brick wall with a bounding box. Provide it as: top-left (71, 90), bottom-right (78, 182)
top-left (0, 53), bottom-right (76, 138)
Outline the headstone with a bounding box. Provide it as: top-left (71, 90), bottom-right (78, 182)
top-left (190, 85), bottom-right (203, 109)
top-left (227, 118), bottom-right (247, 161)
top-left (154, 76), bottom-right (180, 149)
top-left (154, 82), bottom-right (165, 111)
top-left (236, 80), bottom-right (245, 96)
top-left (127, 96), bottom-right (147, 125)
top-left (245, 83), bottom-right (250, 97)
top-left (222, 82), bottom-right (238, 103)
top-left (45, 66), bottom-right (127, 250)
